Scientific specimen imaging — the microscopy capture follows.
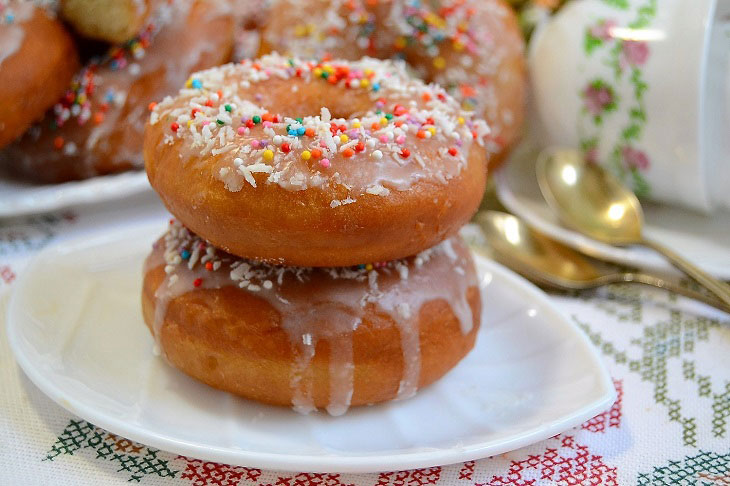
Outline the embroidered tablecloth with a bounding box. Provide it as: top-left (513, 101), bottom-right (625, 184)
top-left (1, 193), bottom-right (729, 486)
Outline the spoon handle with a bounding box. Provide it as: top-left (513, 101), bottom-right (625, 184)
top-left (641, 237), bottom-right (730, 308)
top-left (613, 273), bottom-right (730, 314)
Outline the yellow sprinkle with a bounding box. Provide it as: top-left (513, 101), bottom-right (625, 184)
top-left (360, 79), bottom-right (370, 88)
top-left (425, 13), bottom-right (445, 28)
top-left (394, 37), bottom-right (407, 49)
top-left (433, 57), bottom-right (446, 70)
top-left (294, 24), bottom-right (307, 37)
top-left (380, 117), bottom-right (388, 126)
top-left (365, 263), bottom-right (373, 271)
top-left (313, 67), bottom-right (323, 78)
top-left (453, 40), bottom-right (465, 51)
top-left (340, 134), bottom-right (349, 143)
top-left (352, 121), bottom-right (361, 129)
top-left (428, 127), bottom-right (436, 135)
top-left (457, 117), bottom-right (465, 125)
top-left (185, 78), bottom-right (193, 88)
top-left (324, 64), bottom-right (335, 74)
top-left (187, 120), bottom-right (193, 127)
top-left (364, 69), bottom-right (373, 77)
top-left (301, 150), bottom-right (311, 160)
top-left (359, 13), bottom-right (368, 24)
top-left (263, 149), bottom-right (274, 161)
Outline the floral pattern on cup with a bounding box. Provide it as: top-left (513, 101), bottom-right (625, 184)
top-left (578, 0), bottom-right (657, 199)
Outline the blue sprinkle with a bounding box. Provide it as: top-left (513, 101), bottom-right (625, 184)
top-left (105, 91), bottom-right (115, 102)
top-left (181, 250), bottom-right (191, 260)
top-left (372, 83), bottom-right (380, 92)
top-left (297, 126), bottom-right (305, 136)
top-left (288, 129), bottom-right (297, 136)
top-left (5, 13), bottom-right (14, 23)
top-left (357, 264), bottom-right (366, 270)
top-left (191, 79), bottom-right (203, 89)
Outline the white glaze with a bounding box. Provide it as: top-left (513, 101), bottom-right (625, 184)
top-left (146, 222), bottom-right (478, 415)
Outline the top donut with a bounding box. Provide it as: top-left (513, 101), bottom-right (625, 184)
top-left (145, 54), bottom-right (489, 267)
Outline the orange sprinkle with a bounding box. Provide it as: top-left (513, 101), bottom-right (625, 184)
top-left (311, 148), bottom-right (322, 159)
top-left (422, 93), bottom-right (432, 102)
top-left (147, 102), bottom-right (157, 111)
top-left (305, 128), bottom-right (315, 137)
top-left (53, 136), bottom-right (64, 150)
top-left (93, 112), bottom-right (105, 124)
top-left (342, 148), bottom-right (354, 158)
top-left (417, 130), bottom-right (426, 139)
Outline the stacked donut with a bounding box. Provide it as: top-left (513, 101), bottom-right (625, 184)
top-left (142, 54), bottom-right (489, 414)
top-left (0, 0), bottom-right (254, 183)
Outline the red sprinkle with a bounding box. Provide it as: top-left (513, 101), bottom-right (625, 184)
top-left (281, 143), bottom-right (291, 153)
top-left (448, 147), bottom-right (458, 156)
top-left (399, 148), bottom-right (411, 159)
top-left (193, 278), bottom-right (203, 287)
top-left (170, 122), bottom-right (179, 132)
top-left (204, 99), bottom-right (214, 107)
top-left (355, 142), bottom-right (365, 152)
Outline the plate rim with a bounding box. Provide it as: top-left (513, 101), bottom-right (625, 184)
top-left (6, 224), bottom-right (615, 473)
top-left (494, 146), bottom-right (730, 279)
top-left (0, 170), bottom-right (150, 218)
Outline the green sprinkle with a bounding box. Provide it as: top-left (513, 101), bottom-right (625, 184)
top-left (252, 115), bottom-right (261, 124)
top-left (385, 113), bottom-right (394, 120)
top-left (216, 119), bottom-right (225, 125)
top-left (224, 104), bottom-right (232, 112)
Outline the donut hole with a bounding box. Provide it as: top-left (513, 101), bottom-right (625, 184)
top-left (249, 78), bottom-right (370, 121)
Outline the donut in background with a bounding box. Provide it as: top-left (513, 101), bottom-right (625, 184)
top-left (258, 0), bottom-right (527, 169)
top-left (3, 0), bottom-right (234, 183)
top-left (0, 1), bottom-right (78, 148)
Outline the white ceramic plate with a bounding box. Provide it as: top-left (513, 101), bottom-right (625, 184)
top-left (495, 141), bottom-right (730, 279)
top-left (6, 220), bottom-right (614, 473)
top-left (0, 170), bottom-right (150, 218)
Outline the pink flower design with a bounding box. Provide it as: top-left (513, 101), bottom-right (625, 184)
top-left (622, 40), bottom-right (650, 66)
top-left (622, 146), bottom-right (650, 170)
top-left (584, 83), bottom-right (614, 117)
top-left (590, 19), bottom-right (617, 41)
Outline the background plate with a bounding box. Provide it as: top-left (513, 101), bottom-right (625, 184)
top-left (6, 220), bottom-right (614, 473)
top-left (0, 170), bottom-right (149, 218)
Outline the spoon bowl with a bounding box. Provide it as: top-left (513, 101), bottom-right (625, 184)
top-left (536, 148), bottom-right (643, 245)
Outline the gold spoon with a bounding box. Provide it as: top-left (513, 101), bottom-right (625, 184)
top-left (472, 210), bottom-right (730, 313)
top-left (536, 147), bottom-right (730, 308)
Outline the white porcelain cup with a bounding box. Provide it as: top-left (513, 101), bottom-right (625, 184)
top-left (529, 0), bottom-right (730, 213)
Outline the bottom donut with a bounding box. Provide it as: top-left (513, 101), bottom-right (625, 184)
top-left (142, 221), bottom-right (481, 415)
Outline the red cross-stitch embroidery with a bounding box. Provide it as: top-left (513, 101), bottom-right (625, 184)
top-left (262, 473), bottom-right (354, 486)
top-left (478, 436), bottom-right (618, 486)
top-left (178, 456), bottom-right (261, 486)
top-left (458, 461), bottom-right (476, 481)
top-left (0, 265), bottom-right (15, 284)
top-left (376, 468), bottom-right (442, 486)
top-left (582, 379), bottom-right (623, 433)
